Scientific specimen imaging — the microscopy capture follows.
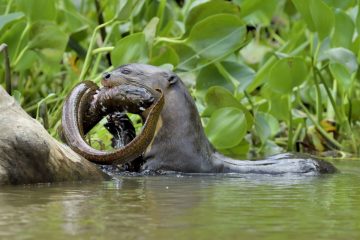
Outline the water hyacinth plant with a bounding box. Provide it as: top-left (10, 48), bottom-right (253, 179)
top-left (1, 0), bottom-right (360, 158)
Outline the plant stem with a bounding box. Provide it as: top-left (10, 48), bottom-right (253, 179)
top-left (79, 18), bottom-right (116, 82)
top-left (39, 102), bottom-right (49, 130)
top-left (244, 91), bottom-right (255, 114)
top-left (315, 68), bottom-right (340, 120)
top-left (214, 62), bottom-right (239, 89)
top-left (92, 47), bottom-right (114, 55)
top-left (25, 95), bottom-right (62, 112)
top-left (293, 121), bottom-right (304, 148)
top-left (94, 0), bottom-right (111, 66)
top-left (287, 95), bottom-right (293, 151)
top-left (13, 23), bottom-right (30, 64)
top-left (5, 0), bottom-right (13, 14)
top-left (0, 43), bottom-right (11, 95)
top-left (297, 95), bottom-right (342, 149)
top-left (90, 22), bottom-right (120, 78)
top-left (156, 0), bottom-right (167, 32)
top-left (12, 45), bottom-right (29, 66)
top-left (155, 37), bottom-right (185, 44)
top-left (312, 65), bottom-right (322, 123)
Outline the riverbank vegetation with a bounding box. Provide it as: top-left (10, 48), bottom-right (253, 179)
top-left (1, 0), bottom-right (360, 159)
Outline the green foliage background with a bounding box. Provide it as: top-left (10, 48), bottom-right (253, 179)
top-left (1, 0), bottom-right (360, 158)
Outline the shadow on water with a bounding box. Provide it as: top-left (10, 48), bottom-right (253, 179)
top-left (0, 160), bottom-right (359, 239)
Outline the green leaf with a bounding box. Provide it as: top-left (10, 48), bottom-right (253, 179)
top-left (254, 112), bottom-right (280, 143)
top-left (301, 84), bottom-right (328, 107)
top-left (116, 0), bottom-right (142, 20)
top-left (185, 14), bottom-right (247, 59)
top-left (59, 0), bottom-right (89, 35)
top-left (203, 86), bottom-right (253, 129)
top-left (195, 64), bottom-right (233, 99)
top-left (292, 0), bottom-right (315, 31)
top-left (111, 33), bottom-right (147, 66)
top-left (268, 57), bottom-right (308, 94)
top-left (27, 21), bottom-right (68, 73)
top-left (269, 94), bottom-right (290, 121)
top-left (307, 0), bottom-right (334, 40)
top-left (143, 17), bottom-right (159, 45)
top-left (185, 0), bottom-right (239, 35)
top-left (205, 107), bottom-right (247, 149)
top-left (0, 12), bottom-right (24, 32)
top-left (221, 61), bottom-right (255, 92)
top-left (150, 45), bottom-right (179, 66)
top-left (329, 63), bottom-right (353, 92)
top-left (262, 140), bottom-right (284, 156)
top-left (28, 21), bottom-right (68, 50)
top-left (292, 0), bottom-right (334, 40)
top-left (12, 90), bottom-right (22, 103)
top-left (172, 44), bottom-right (198, 71)
top-left (0, 22), bottom-right (25, 61)
top-left (357, 1), bottom-right (360, 37)
top-left (17, 0), bottom-right (56, 22)
top-left (238, 0), bottom-right (280, 25)
top-left (14, 49), bottom-right (37, 71)
top-left (323, 0), bottom-right (356, 9)
top-left (332, 10), bottom-right (354, 49)
top-left (218, 139), bottom-right (249, 159)
top-left (326, 47), bottom-right (358, 74)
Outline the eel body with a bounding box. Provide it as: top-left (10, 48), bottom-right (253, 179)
top-left (61, 81), bottom-right (164, 165)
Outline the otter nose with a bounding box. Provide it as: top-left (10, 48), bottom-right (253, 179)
top-left (103, 72), bottom-right (111, 80)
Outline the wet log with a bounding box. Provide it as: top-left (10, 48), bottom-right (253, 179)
top-left (0, 86), bottom-right (109, 185)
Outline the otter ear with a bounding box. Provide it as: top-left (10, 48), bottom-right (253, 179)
top-left (167, 74), bottom-right (178, 85)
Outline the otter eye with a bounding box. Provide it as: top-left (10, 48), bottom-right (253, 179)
top-left (168, 74), bottom-right (178, 85)
top-left (121, 68), bottom-right (131, 74)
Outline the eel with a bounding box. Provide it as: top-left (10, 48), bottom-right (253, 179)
top-left (61, 80), bottom-right (164, 165)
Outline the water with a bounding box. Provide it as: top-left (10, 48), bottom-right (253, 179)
top-left (0, 160), bottom-right (359, 240)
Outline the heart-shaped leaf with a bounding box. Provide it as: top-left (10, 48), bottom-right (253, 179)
top-left (238, 0), bottom-right (280, 25)
top-left (218, 139), bottom-right (249, 159)
top-left (0, 12), bottom-right (24, 33)
top-left (111, 33), bottom-right (147, 66)
top-left (195, 64), bottom-right (233, 99)
top-left (18, 0), bottom-right (56, 22)
top-left (203, 86), bottom-right (253, 129)
top-left (150, 45), bottom-right (179, 66)
top-left (332, 10), bottom-right (354, 49)
top-left (221, 61), bottom-right (255, 92)
top-left (254, 112), bottom-right (280, 143)
top-left (326, 47), bottom-right (358, 74)
top-left (185, 1), bottom-right (239, 35)
top-left (292, 0), bottom-right (334, 40)
top-left (186, 14), bottom-right (247, 59)
top-left (205, 107), bottom-right (247, 149)
top-left (144, 17), bottom-right (159, 45)
top-left (28, 21), bottom-right (68, 50)
top-left (329, 63), bottom-right (353, 92)
top-left (268, 57), bottom-right (308, 94)
top-left (27, 21), bottom-right (68, 73)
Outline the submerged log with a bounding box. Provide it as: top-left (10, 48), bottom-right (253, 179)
top-left (0, 86), bottom-right (109, 185)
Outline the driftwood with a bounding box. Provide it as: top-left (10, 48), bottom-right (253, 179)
top-left (0, 86), bottom-right (108, 185)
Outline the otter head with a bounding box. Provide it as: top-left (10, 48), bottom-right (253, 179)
top-left (101, 63), bottom-right (179, 91)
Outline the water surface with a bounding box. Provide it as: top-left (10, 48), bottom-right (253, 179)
top-left (0, 160), bottom-right (359, 240)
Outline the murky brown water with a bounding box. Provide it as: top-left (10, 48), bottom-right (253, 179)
top-left (0, 160), bottom-right (359, 240)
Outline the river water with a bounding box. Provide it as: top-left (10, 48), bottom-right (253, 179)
top-left (0, 160), bottom-right (359, 240)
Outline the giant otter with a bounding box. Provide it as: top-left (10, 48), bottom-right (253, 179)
top-left (91, 63), bottom-right (337, 174)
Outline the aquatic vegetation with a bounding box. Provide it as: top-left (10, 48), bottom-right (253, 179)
top-left (1, 0), bottom-right (360, 158)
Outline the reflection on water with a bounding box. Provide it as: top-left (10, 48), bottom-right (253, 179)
top-left (0, 160), bottom-right (359, 240)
